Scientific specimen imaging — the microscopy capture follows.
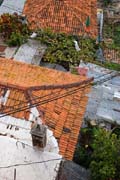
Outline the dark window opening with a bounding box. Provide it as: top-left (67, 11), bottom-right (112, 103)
top-left (0, 0), bottom-right (4, 6)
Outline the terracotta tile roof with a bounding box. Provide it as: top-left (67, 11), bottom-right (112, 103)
top-left (0, 57), bottom-right (93, 160)
top-left (0, 58), bottom-right (84, 87)
top-left (23, 0), bottom-right (97, 37)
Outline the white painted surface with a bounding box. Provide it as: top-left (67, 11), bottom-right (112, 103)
top-left (14, 40), bottom-right (39, 63)
top-left (97, 9), bottom-right (103, 41)
top-left (29, 107), bottom-right (42, 123)
top-left (0, 89), bottom-right (10, 105)
top-left (4, 46), bottom-right (18, 59)
top-left (114, 91), bottom-right (120, 101)
top-left (0, 115), bottom-right (60, 153)
top-left (30, 32), bottom-right (37, 38)
top-left (45, 130), bottom-right (59, 154)
top-left (0, 136), bottom-right (62, 180)
top-left (14, 39), bottom-right (46, 65)
top-left (0, 115), bottom-right (32, 145)
top-left (0, 115), bottom-right (61, 179)
top-left (74, 40), bottom-right (80, 51)
top-left (0, 0), bottom-right (26, 15)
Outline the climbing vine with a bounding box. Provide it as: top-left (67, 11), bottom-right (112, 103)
top-left (37, 28), bottom-right (96, 69)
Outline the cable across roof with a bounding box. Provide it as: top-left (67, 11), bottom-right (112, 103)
top-left (0, 58), bottom-right (93, 160)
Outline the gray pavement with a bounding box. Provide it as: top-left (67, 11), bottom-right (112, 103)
top-left (0, 0), bottom-right (26, 15)
top-left (80, 62), bottom-right (120, 125)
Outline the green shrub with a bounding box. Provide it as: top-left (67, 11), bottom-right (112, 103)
top-left (0, 13), bottom-right (30, 46)
top-left (90, 128), bottom-right (120, 180)
top-left (74, 127), bottom-right (120, 180)
top-left (7, 32), bottom-right (28, 46)
top-left (37, 29), bottom-right (119, 71)
top-left (74, 146), bottom-right (92, 168)
top-left (74, 127), bottom-right (96, 168)
top-left (37, 29), bottom-right (96, 68)
top-left (103, 0), bottom-right (111, 6)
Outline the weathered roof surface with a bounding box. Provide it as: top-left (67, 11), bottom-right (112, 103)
top-left (23, 0), bottom-right (97, 37)
top-left (0, 58), bottom-right (93, 160)
top-left (0, 58), bottom-right (84, 87)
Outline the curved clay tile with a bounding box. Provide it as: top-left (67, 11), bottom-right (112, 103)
top-left (0, 57), bottom-right (93, 160)
top-left (23, 0), bottom-right (97, 37)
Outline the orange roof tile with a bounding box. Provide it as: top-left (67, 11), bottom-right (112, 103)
top-left (23, 0), bottom-right (97, 37)
top-left (0, 57), bottom-right (93, 160)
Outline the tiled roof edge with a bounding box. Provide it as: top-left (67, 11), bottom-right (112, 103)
top-left (0, 77), bottom-right (93, 92)
top-left (0, 82), bottom-right (27, 91)
top-left (28, 77), bottom-right (94, 91)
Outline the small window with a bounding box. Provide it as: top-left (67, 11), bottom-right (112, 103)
top-left (0, 0), bottom-right (4, 6)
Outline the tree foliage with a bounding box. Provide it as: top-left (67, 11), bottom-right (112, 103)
top-left (0, 13), bottom-right (30, 46)
top-left (37, 28), bottom-right (96, 68)
top-left (103, 0), bottom-right (112, 6)
top-left (74, 127), bottom-right (120, 180)
top-left (90, 128), bottom-right (120, 180)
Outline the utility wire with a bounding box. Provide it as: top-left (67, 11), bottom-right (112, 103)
top-left (2, 69), bottom-right (114, 111)
top-left (0, 70), bottom-right (119, 119)
top-left (4, 88), bottom-right (64, 111)
top-left (0, 82), bottom-right (91, 118)
top-left (1, 70), bottom-right (118, 112)
top-left (0, 158), bottom-right (62, 169)
top-left (0, 81), bottom-right (91, 130)
top-left (0, 79), bottom-right (92, 114)
top-left (94, 70), bottom-right (114, 80)
top-left (0, 71), bottom-right (118, 130)
top-left (94, 71), bottom-right (119, 84)
top-left (0, 84), bottom-right (90, 131)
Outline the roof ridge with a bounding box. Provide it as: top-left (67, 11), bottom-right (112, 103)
top-left (0, 76), bottom-right (93, 91)
top-left (0, 57), bottom-right (92, 161)
top-left (28, 78), bottom-right (93, 91)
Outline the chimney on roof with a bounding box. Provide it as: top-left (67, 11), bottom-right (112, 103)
top-left (31, 123), bottom-right (47, 149)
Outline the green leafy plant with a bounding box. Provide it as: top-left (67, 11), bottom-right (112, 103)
top-left (103, 23), bottom-right (120, 49)
top-left (103, 0), bottom-right (112, 6)
top-left (90, 128), bottom-right (120, 180)
top-left (37, 29), bottom-right (120, 71)
top-left (74, 127), bottom-right (95, 168)
top-left (74, 127), bottom-right (120, 180)
top-left (0, 13), bottom-right (30, 46)
top-left (75, 145), bottom-right (92, 168)
top-left (7, 32), bottom-right (28, 46)
top-left (114, 24), bottom-right (120, 46)
top-left (37, 29), bottom-right (96, 69)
